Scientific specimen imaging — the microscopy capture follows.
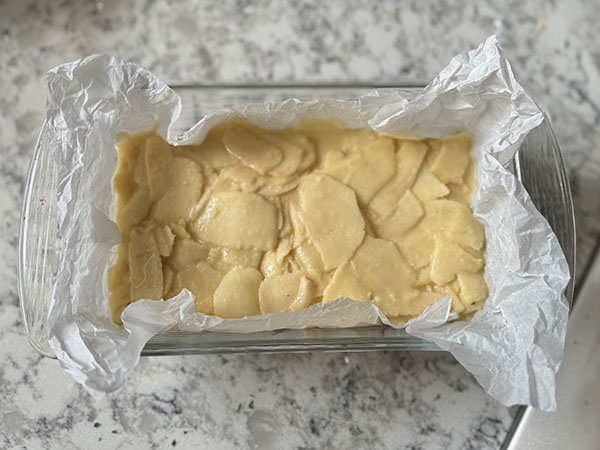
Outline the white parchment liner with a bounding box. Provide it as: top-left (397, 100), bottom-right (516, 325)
top-left (44, 36), bottom-right (570, 410)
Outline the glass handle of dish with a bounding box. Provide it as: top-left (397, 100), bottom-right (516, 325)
top-left (515, 115), bottom-right (576, 307)
top-left (18, 121), bottom-right (59, 358)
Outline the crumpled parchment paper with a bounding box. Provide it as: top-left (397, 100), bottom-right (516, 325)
top-left (44, 36), bottom-right (570, 410)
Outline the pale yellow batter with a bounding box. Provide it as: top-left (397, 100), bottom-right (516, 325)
top-left (108, 118), bottom-right (487, 324)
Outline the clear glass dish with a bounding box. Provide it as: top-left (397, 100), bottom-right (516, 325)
top-left (18, 85), bottom-right (576, 358)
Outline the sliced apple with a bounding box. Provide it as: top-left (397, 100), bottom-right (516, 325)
top-left (255, 130), bottom-right (306, 177)
top-left (219, 165), bottom-right (262, 193)
top-left (351, 237), bottom-right (416, 316)
top-left (223, 125), bottom-right (282, 175)
top-left (457, 271), bottom-right (488, 307)
top-left (162, 265), bottom-right (175, 298)
top-left (293, 241), bottom-right (326, 289)
top-left (298, 174), bottom-right (365, 269)
top-left (170, 261), bottom-right (222, 314)
top-left (207, 246), bottom-right (263, 272)
top-left (394, 290), bottom-right (445, 318)
top-left (463, 155), bottom-right (477, 199)
top-left (151, 156), bottom-right (204, 225)
top-left (145, 136), bottom-right (173, 200)
top-left (191, 191), bottom-right (278, 251)
top-left (430, 133), bottom-right (473, 185)
top-left (289, 200), bottom-right (307, 246)
top-left (257, 176), bottom-right (301, 197)
top-left (322, 151), bottom-right (359, 182)
top-left (396, 225), bottom-right (434, 270)
top-left (276, 236), bottom-right (293, 263)
top-left (412, 165), bottom-right (449, 202)
top-left (351, 138), bottom-right (398, 205)
top-left (323, 263), bottom-right (370, 302)
top-left (369, 140), bottom-right (428, 217)
top-left (293, 134), bottom-right (317, 171)
top-left (431, 282), bottom-right (463, 313)
top-left (213, 266), bottom-right (262, 318)
top-left (292, 276), bottom-right (318, 310)
top-left (187, 128), bottom-right (235, 170)
top-left (430, 237), bottom-right (484, 285)
top-left (167, 237), bottom-right (212, 272)
top-left (134, 143), bottom-right (149, 190)
top-left (260, 250), bottom-right (281, 278)
top-left (170, 222), bottom-right (190, 240)
top-left (372, 189), bottom-right (424, 242)
top-left (259, 272), bottom-right (316, 314)
top-left (145, 136), bottom-right (204, 225)
top-left (153, 225), bottom-right (175, 257)
top-left (415, 265), bottom-right (431, 287)
top-left (129, 228), bottom-right (163, 301)
top-left (118, 188), bottom-right (151, 233)
top-left (445, 182), bottom-right (472, 204)
top-left (424, 199), bottom-right (484, 251)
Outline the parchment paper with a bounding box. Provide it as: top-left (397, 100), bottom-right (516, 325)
top-left (44, 36), bottom-right (570, 410)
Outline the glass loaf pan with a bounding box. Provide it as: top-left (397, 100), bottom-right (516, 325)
top-left (18, 85), bottom-right (575, 358)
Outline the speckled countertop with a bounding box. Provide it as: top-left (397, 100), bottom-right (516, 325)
top-left (1, 1), bottom-right (599, 449)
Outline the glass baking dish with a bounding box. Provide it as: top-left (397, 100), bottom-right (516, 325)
top-left (18, 84), bottom-right (576, 358)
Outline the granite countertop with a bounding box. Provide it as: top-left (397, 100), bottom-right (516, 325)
top-left (1, 1), bottom-right (599, 449)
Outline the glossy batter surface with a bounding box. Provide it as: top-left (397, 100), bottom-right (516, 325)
top-left (109, 118), bottom-right (487, 324)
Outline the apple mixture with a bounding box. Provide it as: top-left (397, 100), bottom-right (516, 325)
top-left (108, 118), bottom-right (487, 324)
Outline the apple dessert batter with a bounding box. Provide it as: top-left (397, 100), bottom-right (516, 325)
top-left (108, 118), bottom-right (487, 324)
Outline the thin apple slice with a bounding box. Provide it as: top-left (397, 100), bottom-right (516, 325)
top-left (162, 265), bottom-right (175, 298)
top-left (187, 127), bottom-right (235, 170)
top-left (293, 134), bottom-right (317, 171)
top-left (208, 246), bottom-right (263, 272)
top-left (415, 265), bottom-right (431, 286)
top-left (298, 174), bottom-right (365, 269)
top-left (173, 261), bottom-right (222, 314)
top-left (219, 165), bottom-right (262, 193)
top-left (430, 133), bottom-right (472, 185)
top-left (369, 140), bottom-right (428, 217)
top-left (151, 157), bottom-right (204, 225)
top-left (345, 137), bottom-right (396, 205)
top-left (129, 228), bottom-right (163, 301)
top-left (424, 199), bottom-right (485, 251)
top-left (145, 136), bottom-right (173, 200)
top-left (323, 136), bottom-right (396, 206)
top-left (294, 241), bottom-right (325, 280)
top-left (388, 290), bottom-right (445, 318)
top-left (430, 237), bottom-right (483, 285)
top-left (213, 266), bottom-right (262, 318)
top-left (351, 237), bottom-right (416, 316)
top-left (153, 225), bottom-right (175, 257)
top-left (373, 189), bottom-right (424, 242)
top-left (146, 137), bottom-right (204, 225)
top-left (396, 225), bottom-right (434, 270)
top-left (412, 165), bottom-right (449, 202)
top-left (192, 191), bottom-right (278, 251)
top-left (256, 130), bottom-right (306, 177)
top-left (223, 125), bottom-right (282, 175)
top-left (167, 237), bottom-right (212, 272)
top-left (118, 188), bottom-right (151, 233)
top-left (259, 272), bottom-right (316, 314)
top-left (457, 271), bottom-right (488, 307)
top-left (323, 263), bottom-right (370, 302)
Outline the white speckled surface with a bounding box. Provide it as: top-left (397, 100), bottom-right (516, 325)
top-left (1, 1), bottom-right (599, 448)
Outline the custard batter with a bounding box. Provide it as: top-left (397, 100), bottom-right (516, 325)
top-left (108, 118), bottom-right (487, 324)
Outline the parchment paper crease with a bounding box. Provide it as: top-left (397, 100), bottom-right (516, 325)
top-left (44, 36), bottom-right (570, 410)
